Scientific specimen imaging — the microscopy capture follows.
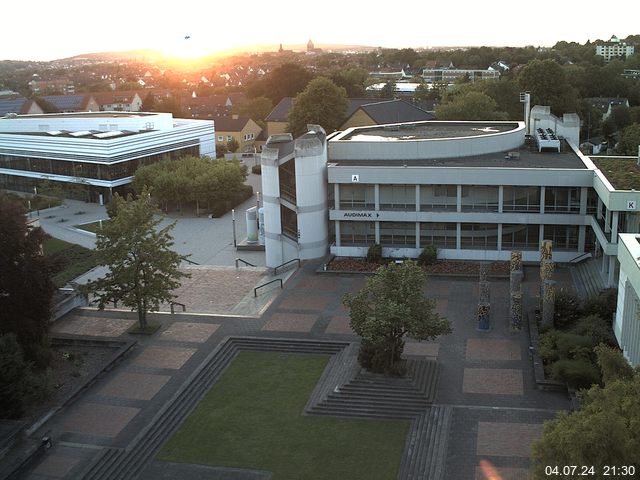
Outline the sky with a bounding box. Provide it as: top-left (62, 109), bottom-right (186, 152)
top-left (2, 0), bottom-right (638, 61)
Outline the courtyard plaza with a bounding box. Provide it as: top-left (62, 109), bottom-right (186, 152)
top-left (20, 257), bottom-right (573, 480)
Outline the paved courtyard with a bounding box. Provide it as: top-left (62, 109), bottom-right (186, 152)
top-left (19, 260), bottom-right (573, 480)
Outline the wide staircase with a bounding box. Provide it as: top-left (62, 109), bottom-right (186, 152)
top-left (572, 258), bottom-right (607, 299)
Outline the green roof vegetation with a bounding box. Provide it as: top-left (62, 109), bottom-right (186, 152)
top-left (592, 158), bottom-right (640, 191)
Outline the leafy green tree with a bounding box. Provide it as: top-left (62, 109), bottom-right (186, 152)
top-left (85, 190), bottom-right (189, 329)
top-left (616, 124), bottom-right (640, 155)
top-left (0, 197), bottom-right (55, 368)
top-left (287, 77), bottom-right (349, 138)
top-left (518, 59), bottom-right (578, 115)
top-left (378, 81), bottom-right (396, 100)
top-left (343, 261), bottom-right (452, 375)
top-left (436, 91), bottom-right (508, 121)
top-left (531, 369), bottom-right (640, 478)
top-left (227, 137), bottom-right (240, 153)
top-left (232, 96), bottom-right (273, 129)
top-left (247, 63), bottom-right (314, 105)
top-left (330, 68), bottom-right (370, 97)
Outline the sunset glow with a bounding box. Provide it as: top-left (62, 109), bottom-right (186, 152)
top-left (2, 0), bottom-right (638, 61)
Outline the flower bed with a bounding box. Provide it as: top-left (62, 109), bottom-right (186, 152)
top-left (327, 257), bottom-right (510, 277)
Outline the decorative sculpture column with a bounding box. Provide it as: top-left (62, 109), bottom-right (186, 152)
top-left (539, 240), bottom-right (554, 310)
top-left (542, 279), bottom-right (556, 328)
top-left (509, 250), bottom-right (524, 331)
top-left (477, 263), bottom-right (491, 331)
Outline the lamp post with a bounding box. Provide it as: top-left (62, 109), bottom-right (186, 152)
top-left (232, 208), bottom-right (237, 248)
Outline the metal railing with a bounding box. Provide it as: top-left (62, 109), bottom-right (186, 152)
top-left (235, 257), bottom-right (257, 268)
top-left (274, 258), bottom-right (301, 275)
top-left (568, 252), bottom-right (593, 264)
top-left (170, 302), bottom-right (186, 314)
top-left (254, 278), bottom-right (283, 297)
top-left (183, 257), bottom-right (200, 266)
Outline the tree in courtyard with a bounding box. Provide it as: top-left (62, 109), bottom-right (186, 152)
top-left (436, 91), bottom-right (508, 121)
top-left (343, 261), bottom-right (452, 376)
top-left (287, 77), bottom-right (349, 138)
top-left (0, 196), bottom-right (56, 368)
top-left (531, 346), bottom-right (640, 478)
top-left (85, 189), bottom-right (189, 329)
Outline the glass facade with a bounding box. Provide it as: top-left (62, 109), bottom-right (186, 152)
top-left (420, 222), bottom-right (457, 248)
top-left (380, 222), bottom-right (416, 246)
top-left (503, 186), bottom-right (540, 212)
top-left (420, 185), bottom-right (456, 211)
top-left (340, 221), bottom-right (375, 246)
top-left (544, 187), bottom-right (581, 213)
top-left (544, 224), bottom-right (579, 250)
top-left (460, 223), bottom-right (499, 249)
top-left (339, 184), bottom-right (375, 210)
top-left (460, 185), bottom-right (499, 212)
top-left (502, 224), bottom-right (540, 250)
top-left (379, 185), bottom-right (415, 210)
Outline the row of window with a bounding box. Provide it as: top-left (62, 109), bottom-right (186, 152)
top-left (0, 146), bottom-right (199, 181)
top-left (336, 184), bottom-right (596, 214)
top-left (216, 133), bottom-right (256, 142)
top-left (337, 221), bottom-right (584, 251)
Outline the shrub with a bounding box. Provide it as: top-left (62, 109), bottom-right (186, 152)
top-left (538, 329), bottom-right (561, 365)
top-left (595, 344), bottom-right (635, 385)
top-left (571, 314), bottom-right (616, 346)
top-left (251, 164), bottom-right (262, 175)
top-left (554, 288), bottom-right (581, 329)
top-left (551, 359), bottom-right (601, 389)
top-left (556, 333), bottom-right (594, 361)
top-left (366, 244), bottom-right (383, 263)
top-left (357, 339), bottom-right (407, 377)
top-left (417, 245), bottom-right (437, 266)
top-left (583, 288), bottom-right (617, 321)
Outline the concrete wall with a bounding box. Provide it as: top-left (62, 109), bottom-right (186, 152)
top-left (615, 233), bottom-right (640, 366)
top-left (0, 112), bottom-right (174, 132)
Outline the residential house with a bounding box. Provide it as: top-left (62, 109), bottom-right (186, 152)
top-left (28, 78), bottom-right (75, 95)
top-left (39, 94), bottom-right (99, 113)
top-left (0, 97), bottom-right (44, 116)
top-left (215, 116), bottom-right (263, 153)
top-left (340, 99), bottom-right (434, 129)
top-left (93, 91), bottom-right (143, 112)
top-left (585, 97), bottom-right (630, 120)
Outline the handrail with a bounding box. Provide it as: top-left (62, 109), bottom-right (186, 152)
top-left (254, 278), bottom-right (283, 297)
top-left (170, 301), bottom-right (186, 314)
top-left (274, 258), bottom-right (301, 275)
top-left (568, 252), bottom-right (592, 264)
top-left (183, 257), bottom-right (200, 265)
top-left (235, 257), bottom-right (257, 268)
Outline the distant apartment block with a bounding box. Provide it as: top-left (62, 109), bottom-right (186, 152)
top-left (422, 66), bottom-right (499, 83)
top-left (93, 91), bottom-right (143, 112)
top-left (28, 79), bottom-right (75, 95)
top-left (595, 35), bottom-right (635, 62)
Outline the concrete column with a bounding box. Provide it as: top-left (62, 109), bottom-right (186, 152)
top-left (597, 197), bottom-right (603, 220)
top-left (510, 269), bottom-right (524, 331)
top-left (542, 279), bottom-right (556, 328)
top-left (580, 187), bottom-right (588, 215)
top-left (578, 225), bottom-right (586, 252)
top-left (456, 222), bottom-right (461, 250)
top-left (334, 183), bottom-right (340, 210)
top-left (497, 224), bottom-right (503, 251)
top-left (477, 263), bottom-right (490, 331)
top-left (539, 224), bottom-right (545, 245)
top-left (608, 255), bottom-right (616, 288)
top-left (335, 220), bottom-right (341, 247)
top-left (605, 208), bottom-right (611, 233)
top-left (415, 185), bottom-right (420, 213)
top-left (612, 211), bottom-right (619, 242)
top-left (498, 185), bottom-right (504, 213)
top-left (602, 252), bottom-right (607, 275)
top-left (375, 221), bottom-right (380, 244)
top-left (374, 184), bottom-right (380, 210)
top-left (457, 185), bottom-right (462, 213)
top-left (539, 186), bottom-right (545, 214)
top-left (415, 222), bottom-right (420, 249)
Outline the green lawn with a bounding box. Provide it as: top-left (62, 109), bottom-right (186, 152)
top-left (43, 238), bottom-right (98, 287)
top-left (158, 351), bottom-right (410, 480)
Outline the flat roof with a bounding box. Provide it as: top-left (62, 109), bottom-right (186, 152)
top-left (339, 121), bottom-right (519, 141)
top-left (330, 140), bottom-right (587, 170)
top-left (591, 157), bottom-right (640, 190)
top-left (13, 112), bottom-right (157, 119)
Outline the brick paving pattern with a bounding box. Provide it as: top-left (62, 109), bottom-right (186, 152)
top-left (277, 294), bottom-right (332, 311)
top-left (261, 312), bottom-right (318, 332)
top-left (51, 316), bottom-right (135, 337)
top-left (465, 339), bottom-right (522, 361)
top-left (62, 403), bottom-right (140, 437)
top-left (133, 346), bottom-right (197, 370)
top-left (476, 422), bottom-right (544, 457)
top-left (404, 342), bottom-right (440, 357)
top-left (324, 315), bottom-right (354, 335)
top-left (159, 322), bottom-right (220, 343)
top-left (99, 373), bottom-right (171, 401)
top-left (463, 368), bottom-right (524, 395)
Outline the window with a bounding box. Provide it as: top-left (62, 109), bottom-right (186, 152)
top-left (460, 223), bottom-right (499, 250)
top-left (380, 222), bottom-right (416, 246)
top-left (460, 185), bottom-right (499, 212)
top-left (503, 186), bottom-right (540, 212)
top-left (379, 185), bottom-right (415, 210)
top-left (217, 136), bottom-right (224, 141)
top-left (421, 185), bottom-right (457, 211)
top-left (339, 184), bottom-right (375, 210)
top-left (501, 224), bottom-right (540, 250)
top-left (280, 205), bottom-right (298, 240)
top-left (544, 225), bottom-right (578, 250)
top-left (420, 222), bottom-right (456, 248)
top-left (340, 221), bottom-right (375, 246)
top-left (544, 187), bottom-right (580, 213)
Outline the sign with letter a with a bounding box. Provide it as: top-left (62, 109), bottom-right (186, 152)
top-left (351, 174), bottom-right (359, 182)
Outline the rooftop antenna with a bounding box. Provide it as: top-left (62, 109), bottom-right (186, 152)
top-left (519, 92), bottom-right (531, 135)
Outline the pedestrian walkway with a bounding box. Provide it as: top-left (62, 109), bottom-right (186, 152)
top-left (21, 261), bottom-right (573, 480)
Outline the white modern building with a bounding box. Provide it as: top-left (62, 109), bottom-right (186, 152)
top-left (615, 233), bottom-right (640, 366)
top-left (422, 67), bottom-right (500, 83)
top-left (595, 35), bottom-right (635, 62)
top-left (0, 111), bottom-right (215, 202)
